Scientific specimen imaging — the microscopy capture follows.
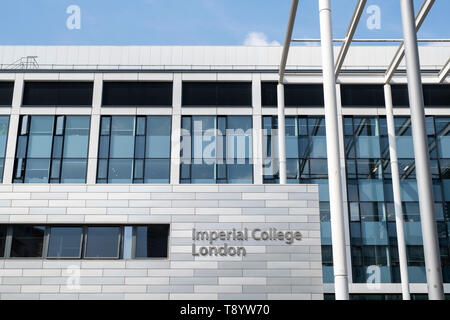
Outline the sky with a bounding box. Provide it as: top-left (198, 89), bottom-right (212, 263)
top-left (0, 0), bottom-right (448, 46)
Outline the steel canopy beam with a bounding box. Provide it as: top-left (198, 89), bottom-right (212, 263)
top-left (438, 58), bottom-right (450, 83)
top-left (292, 38), bottom-right (450, 43)
top-left (385, 0), bottom-right (435, 83)
top-left (335, 0), bottom-right (367, 79)
top-left (279, 0), bottom-right (299, 84)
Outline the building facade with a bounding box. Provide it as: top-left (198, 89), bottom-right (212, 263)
top-left (0, 45), bottom-right (449, 299)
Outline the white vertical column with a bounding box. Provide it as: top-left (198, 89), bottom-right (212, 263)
top-left (277, 83), bottom-right (287, 184)
top-left (170, 73), bottom-right (182, 185)
top-left (400, 0), bottom-right (444, 300)
top-left (318, 0), bottom-right (349, 300)
top-left (384, 84), bottom-right (410, 300)
top-left (252, 74), bottom-right (263, 184)
top-left (3, 74), bottom-right (24, 184)
top-left (86, 73), bottom-right (102, 184)
top-left (336, 83), bottom-right (353, 283)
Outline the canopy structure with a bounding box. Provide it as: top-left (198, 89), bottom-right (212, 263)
top-left (278, 0), bottom-right (448, 301)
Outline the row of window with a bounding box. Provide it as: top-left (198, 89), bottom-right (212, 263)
top-left (0, 114), bottom-right (446, 185)
top-left (0, 224), bottom-right (170, 259)
top-left (0, 81), bottom-right (448, 107)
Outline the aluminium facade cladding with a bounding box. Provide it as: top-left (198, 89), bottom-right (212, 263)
top-left (0, 45), bottom-right (448, 299)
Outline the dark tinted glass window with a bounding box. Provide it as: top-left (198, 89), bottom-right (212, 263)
top-left (0, 225), bottom-right (6, 257)
top-left (392, 84), bottom-right (450, 107)
top-left (10, 225), bottom-right (45, 257)
top-left (47, 227), bottom-right (83, 258)
top-left (341, 85), bottom-right (385, 107)
top-left (102, 82), bottom-right (172, 106)
top-left (285, 84), bottom-right (324, 107)
top-left (423, 85), bottom-right (450, 107)
top-left (22, 82), bottom-right (93, 106)
top-left (85, 226), bottom-right (121, 258)
top-left (261, 82), bottom-right (277, 106)
top-left (391, 85), bottom-right (410, 107)
top-left (182, 82), bottom-right (251, 106)
top-left (261, 83), bottom-right (324, 107)
top-left (0, 82), bottom-right (14, 106)
top-left (58, 82), bottom-right (93, 105)
top-left (135, 225), bottom-right (170, 258)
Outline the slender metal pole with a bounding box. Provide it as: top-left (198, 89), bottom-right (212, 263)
top-left (279, 0), bottom-right (299, 83)
top-left (277, 84), bottom-right (287, 184)
top-left (318, 0), bottom-right (349, 300)
top-left (384, 84), bottom-right (411, 300)
top-left (277, 0), bottom-right (298, 185)
top-left (400, 0), bottom-right (444, 300)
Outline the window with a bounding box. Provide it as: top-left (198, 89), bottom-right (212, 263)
top-left (0, 116), bottom-right (9, 182)
top-left (97, 116), bottom-right (171, 183)
top-left (341, 85), bottom-right (385, 107)
top-left (261, 83), bottom-right (324, 107)
top-left (47, 227), bottom-right (83, 258)
top-left (84, 226), bottom-right (121, 259)
top-left (392, 84), bottom-right (450, 107)
top-left (0, 225), bottom-right (6, 257)
top-left (10, 225), bottom-right (45, 258)
top-left (0, 224), bottom-right (170, 260)
top-left (22, 82), bottom-right (93, 106)
top-left (181, 116), bottom-right (253, 184)
top-left (182, 82), bottom-right (252, 106)
top-left (0, 82), bottom-right (14, 106)
top-left (14, 115), bottom-right (90, 183)
top-left (102, 82), bottom-right (173, 106)
top-left (135, 225), bottom-right (170, 258)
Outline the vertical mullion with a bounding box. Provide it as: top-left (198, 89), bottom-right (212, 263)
top-left (106, 116), bottom-right (112, 183)
top-left (224, 116), bottom-right (228, 183)
top-left (48, 116), bottom-right (57, 183)
top-left (4, 225), bottom-right (13, 258)
top-left (59, 116), bottom-right (67, 183)
top-left (42, 226), bottom-right (50, 258)
top-left (189, 116), bottom-right (193, 183)
top-left (143, 116), bottom-right (148, 183)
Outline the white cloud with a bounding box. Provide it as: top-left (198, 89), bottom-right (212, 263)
top-left (244, 32), bottom-right (280, 46)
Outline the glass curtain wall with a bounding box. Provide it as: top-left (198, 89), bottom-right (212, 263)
top-left (14, 115), bottom-right (90, 183)
top-left (97, 116), bottom-right (171, 183)
top-left (262, 115), bottom-right (333, 282)
top-left (180, 116), bottom-right (253, 184)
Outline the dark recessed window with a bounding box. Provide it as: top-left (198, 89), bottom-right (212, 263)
top-left (10, 225), bottom-right (45, 257)
top-left (391, 85), bottom-right (410, 107)
top-left (182, 82), bottom-right (252, 106)
top-left (47, 227), bottom-right (83, 258)
top-left (261, 82), bottom-right (278, 106)
top-left (0, 225), bottom-right (6, 257)
top-left (285, 84), bottom-right (324, 107)
top-left (22, 82), bottom-right (93, 106)
top-left (0, 82), bottom-right (14, 106)
top-left (423, 85), bottom-right (450, 107)
top-left (84, 226), bottom-right (121, 258)
top-left (341, 85), bottom-right (385, 107)
top-left (392, 84), bottom-right (450, 107)
top-left (261, 83), bottom-right (324, 107)
top-left (102, 82), bottom-right (172, 106)
top-left (135, 225), bottom-right (170, 258)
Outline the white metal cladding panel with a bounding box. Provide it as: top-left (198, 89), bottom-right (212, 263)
top-left (0, 45), bottom-right (448, 68)
top-left (0, 184), bottom-right (322, 300)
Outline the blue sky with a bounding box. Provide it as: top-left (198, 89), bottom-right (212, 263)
top-left (0, 0), bottom-right (448, 45)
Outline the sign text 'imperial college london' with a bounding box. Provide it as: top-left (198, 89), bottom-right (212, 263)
top-left (191, 228), bottom-right (302, 257)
